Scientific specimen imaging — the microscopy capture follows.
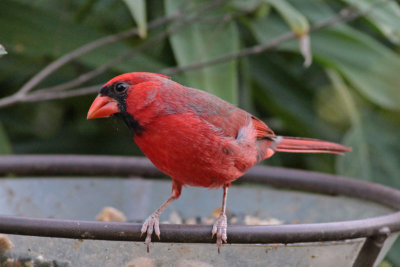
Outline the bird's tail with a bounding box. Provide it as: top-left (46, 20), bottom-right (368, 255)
top-left (274, 136), bottom-right (351, 155)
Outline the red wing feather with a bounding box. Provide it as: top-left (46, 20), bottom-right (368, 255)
top-left (251, 116), bottom-right (275, 140)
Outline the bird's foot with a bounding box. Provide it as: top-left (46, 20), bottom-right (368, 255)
top-left (212, 213), bottom-right (227, 253)
top-left (141, 213), bottom-right (160, 253)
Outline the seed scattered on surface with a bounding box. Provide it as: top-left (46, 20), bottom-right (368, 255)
top-left (168, 210), bottom-right (183, 224)
top-left (96, 207), bottom-right (127, 222)
top-left (0, 234), bottom-right (13, 252)
top-left (185, 218), bottom-right (197, 225)
top-left (244, 215), bottom-right (283, 225)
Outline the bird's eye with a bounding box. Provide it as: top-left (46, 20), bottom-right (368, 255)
top-left (114, 82), bottom-right (128, 94)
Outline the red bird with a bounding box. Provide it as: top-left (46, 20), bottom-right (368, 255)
top-left (87, 72), bottom-right (351, 252)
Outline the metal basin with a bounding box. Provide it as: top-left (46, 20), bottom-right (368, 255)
top-left (0, 155), bottom-right (399, 267)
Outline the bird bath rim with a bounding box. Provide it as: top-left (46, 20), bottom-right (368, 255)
top-left (0, 155), bottom-right (399, 266)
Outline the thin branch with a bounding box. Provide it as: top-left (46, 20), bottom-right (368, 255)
top-left (0, 0), bottom-right (227, 109)
top-left (36, 15), bottom-right (207, 93)
top-left (0, 95), bottom-right (19, 109)
top-left (34, 0), bottom-right (229, 94)
top-left (13, 0), bottom-right (212, 97)
top-left (161, 2), bottom-right (385, 76)
top-left (0, 0), bottom-right (393, 107)
top-left (0, 12), bottom-right (182, 109)
top-left (25, 85), bottom-right (101, 102)
top-left (15, 12), bottom-right (181, 98)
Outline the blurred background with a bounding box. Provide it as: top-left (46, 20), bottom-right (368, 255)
top-left (0, 0), bottom-right (400, 264)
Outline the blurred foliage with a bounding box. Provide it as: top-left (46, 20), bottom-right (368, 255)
top-left (1, 0), bottom-right (400, 264)
top-left (165, 0), bottom-right (240, 104)
top-left (122, 0), bottom-right (147, 38)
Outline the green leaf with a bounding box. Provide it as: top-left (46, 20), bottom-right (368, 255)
top-left (326, 69), bottom-right (370, 180)
top-left (122, 0), bottom-right (147, 38)
top-left (0, 44), bottom-right (6, 56)
top-left (343, 0), bottom-right (400, 44)
top-left (387, 240), bottom-right (400, 266)
top-left (265, 0), bottom-right (309, 36)
top-left (230, 0), bottom-right (263, 12)
top-left (164, 0), bottom-right (240, 104)
top-left (315, 86), bottom-right (351, 130)
top-left (325, 69), bottom-right (362, 128)
top-left (238, 58), bottom-right (255, 113)
top-left (337, 110), bottom-right (400, 187)
top-left (313, 27), bottom-right (400, 110)
top-left (265, 0), bottom-right (311, 66)
top-left (290, 0), bottom-right (400, 110)
top-left (249, 10), bottom-right (400, 110)
top-left (0, 121), bottom-right (11, 154)
top-left (0, 1), bottom-right (165, 76)
top-left (250, 53), bottom-right (338, 139)
top-left (378, 260), bottom-right (393, 267)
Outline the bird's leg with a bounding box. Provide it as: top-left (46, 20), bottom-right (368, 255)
top-left (141, 180), bottom-right (181, 252)
top-left (212, 184), bottom-right (229, 253)
top-left (140, 196), bottom-right (175, 252)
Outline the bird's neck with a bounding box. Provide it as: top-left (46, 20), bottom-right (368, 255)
top-left (115, 112), bottom-right (144, 136)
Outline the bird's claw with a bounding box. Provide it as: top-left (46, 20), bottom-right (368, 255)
top-left (212, 214), bottom-right (227, 253)
top-left (141, 213), bottom-right (160, 252)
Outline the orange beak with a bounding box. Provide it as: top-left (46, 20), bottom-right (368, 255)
top-left (87, 95), bottom-right (120, 119)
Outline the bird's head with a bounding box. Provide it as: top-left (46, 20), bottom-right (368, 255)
top-left (87, 72), bottom-right (169, 133)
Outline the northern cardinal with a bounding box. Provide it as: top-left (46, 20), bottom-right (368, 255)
top-left (87, 72), bottom-right (351, 252)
